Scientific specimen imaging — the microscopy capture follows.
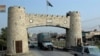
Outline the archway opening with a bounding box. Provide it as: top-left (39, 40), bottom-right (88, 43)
top-left (27, 26), bottom-right (69, 49)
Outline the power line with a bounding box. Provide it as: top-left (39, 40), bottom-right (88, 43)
top-left (82, 25), bottom-right (100, 30)
top-left (82, 17), bottom-right (100, 23)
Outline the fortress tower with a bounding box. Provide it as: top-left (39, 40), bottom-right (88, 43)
top-left (7, 6), bottom-right (29, 56)
top-left (67, 11), bottom-right (83, 47)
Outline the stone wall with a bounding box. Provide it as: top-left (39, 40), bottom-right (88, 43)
top-left (26, 14), bottom-right (70, 28)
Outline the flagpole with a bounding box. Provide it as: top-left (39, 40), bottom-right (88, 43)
top-left (46, 0), bottom-right (53, 25)
top-left (46, 0), bottom-right (48, 25)
top-left (46, 0), bottom-right (48, 15)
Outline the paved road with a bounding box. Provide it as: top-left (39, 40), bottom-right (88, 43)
top-left (0, 48), bottom-right (73, 56)
top-left (30, 48), bottom-right (73, 56)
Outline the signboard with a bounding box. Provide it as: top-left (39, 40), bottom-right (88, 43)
top-left (0, 5), bottom-right (6, 12)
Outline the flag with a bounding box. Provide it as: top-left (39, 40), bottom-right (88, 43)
top-left (47, 0), bottom-right (53, 7)
top-left (0, 5), bottom-right (6, 12)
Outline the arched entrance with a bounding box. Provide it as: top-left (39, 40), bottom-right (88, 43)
top-left (27, 26), bottom-right (69, 50)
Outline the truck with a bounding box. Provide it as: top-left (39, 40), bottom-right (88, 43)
top-left (37, 33), bottom-right (53, 50)
top-left (70, 46), bottom-right (100, 56)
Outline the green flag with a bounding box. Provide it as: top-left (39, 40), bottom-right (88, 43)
top-left (47, 0), bottom-right (53, 7)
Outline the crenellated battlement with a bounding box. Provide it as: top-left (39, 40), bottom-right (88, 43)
top-left (26, 14), bottom-right (66, 19)
top-left (8, 6), bottom-right (25, 10)
top-left (69, 11), bottom-right (79, 13)
top-left (66, 11), bottom-right (80, 17)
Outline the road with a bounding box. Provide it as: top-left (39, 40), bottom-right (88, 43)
top-left (0, 48), bottom-right (73, 56)
top-left (30, 48), bottom-right (73, 56)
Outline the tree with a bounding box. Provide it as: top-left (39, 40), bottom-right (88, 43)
top-left (50, 33), bottom-right (58, 38)
top-left (0, 39), bottom-right (6, 46)
top-left (0, 27), bottom-right (7, 40)
top-left (0, 27), bottom-right (7, 50)
top-left (94, 29), bottom-right (97, 31)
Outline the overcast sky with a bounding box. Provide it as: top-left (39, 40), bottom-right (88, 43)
top-left (0, 0), bottom-right (100, 33)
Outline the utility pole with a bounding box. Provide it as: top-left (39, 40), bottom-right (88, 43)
top-left (99, 25), bottom-right (100, 31)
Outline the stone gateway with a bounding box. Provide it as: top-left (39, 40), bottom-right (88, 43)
top-left (7, 6), bottom-right (82, 56)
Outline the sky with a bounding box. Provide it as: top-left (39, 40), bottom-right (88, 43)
top-left (0, 0), bottom-right (100, 34)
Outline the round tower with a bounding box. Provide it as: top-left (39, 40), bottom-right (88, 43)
top-left (7, 6), bottom-right (29, 55)
top-left (68, 11), bottom-right (83, 47)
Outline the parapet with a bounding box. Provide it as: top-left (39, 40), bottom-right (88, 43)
top-left (8, 6), bottom-right (25, 12)
top-left (66, 11), bottom-right (80, 17)
top-left (9, 6), bottom-right (25, 9)
top-left (27, 14), bottom-right (66, 18)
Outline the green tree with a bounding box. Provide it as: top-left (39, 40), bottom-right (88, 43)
top-left (0, 39), bottom-right (6, 46)
top-left (0, 27), bottom-right (7, 49)
top-left (0, 27), bottom-right (7, 41)
top-left (51, 33), bottom-right (58, 38)
top-left (95, 41), bottom-right (100, 48)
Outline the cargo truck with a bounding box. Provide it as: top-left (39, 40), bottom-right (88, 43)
top-left (37, 33), bottom-right (53, 50)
